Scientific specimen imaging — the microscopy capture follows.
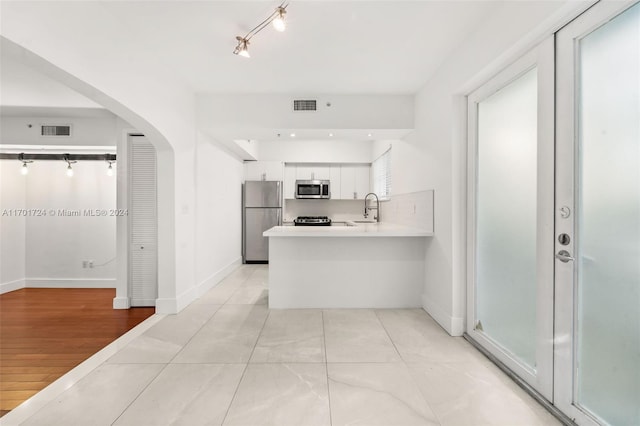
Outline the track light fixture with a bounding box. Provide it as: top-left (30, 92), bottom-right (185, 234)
top-left (106, 159), bottom-right (115, 176)
top-left (1, 153), bottom-right (117, 176)
top-left (272, 6), bottom-right (287, 32)
top-left (233, 2), bottom-right (289, 58)
top-left (63, 154), bottom-right (77, 177)
top-left (235, 37), bottom-right (251, 58)
top-left (18, 153), bottom-right (33, 175)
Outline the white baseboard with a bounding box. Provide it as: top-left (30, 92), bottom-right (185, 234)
top-left (1, 278), bottom-right (26, 294)
top-left (176, 285), bottom-right (198, 312)
top-left (155, 286), bottom-right (197, 314)
top-left (196, 257), bottom-right (242, 297)
top-left (25, 278), bottom-right (116, 288)
top-left (112, 296), bottom-right (130, 309)
top-left (155, 258), bottom-right (242, 314)
top-left (422, 294), bottom-right (464, 337)
top-left (155, 297), bottom-right (177, 314)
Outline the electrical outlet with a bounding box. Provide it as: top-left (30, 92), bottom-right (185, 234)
top-left (82, 260), bottom-right (88, 268)
top-left (88, 260), bottom-right (94, 269)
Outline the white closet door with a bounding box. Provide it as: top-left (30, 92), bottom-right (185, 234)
top-left (129, 136), bottom-right (157, 307)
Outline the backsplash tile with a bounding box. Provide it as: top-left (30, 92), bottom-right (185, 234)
top-left (380, 190), bottom-right (434, 232)
top-left (284, 190), bottom-right (434, 232)
top-left (283, 199), bottom-right (368, 223)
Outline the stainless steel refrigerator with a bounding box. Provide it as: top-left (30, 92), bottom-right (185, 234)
top-left (242, 181), bottom-right (282, 263)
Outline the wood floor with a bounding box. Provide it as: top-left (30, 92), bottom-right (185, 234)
top-left (0, 288), bottom-right (154, 416)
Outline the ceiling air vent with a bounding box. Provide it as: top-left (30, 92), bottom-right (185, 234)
top-left (41, 125), bottom-right (72, 137)
top-left (293, 99), bottom-right (317, 112)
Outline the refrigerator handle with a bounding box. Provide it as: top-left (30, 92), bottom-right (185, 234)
top-left (276, 209), bottom-right (282, 226)
top-left (277, 181), bottom-right (283, 207)
top-left (241, 184), bottom-right (245, 261)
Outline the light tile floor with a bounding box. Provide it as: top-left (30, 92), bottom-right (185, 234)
top-left (11, 265), bottom-right (560, 426)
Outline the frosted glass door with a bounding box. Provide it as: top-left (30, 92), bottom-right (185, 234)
top-left (467, 37), bottom-right (554, 399)
top-left (556, 2), bottom-right (640, 425)
top-left (477, 68), bottom-right (537, 369)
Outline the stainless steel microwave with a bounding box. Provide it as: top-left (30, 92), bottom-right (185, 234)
top-left (295, 180), bottom-right (330, 199)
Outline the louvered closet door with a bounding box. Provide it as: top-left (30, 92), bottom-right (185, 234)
top-left (129, 136), bottom-right (157, 307)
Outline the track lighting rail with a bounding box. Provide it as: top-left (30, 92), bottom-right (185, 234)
top-left (233, 1), bottom-right (289, 57)
top-left (0, 153), bottom-right (116, 161)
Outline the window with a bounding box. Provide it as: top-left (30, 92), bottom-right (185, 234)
top-left (372, 147), bottom-right (391, 200)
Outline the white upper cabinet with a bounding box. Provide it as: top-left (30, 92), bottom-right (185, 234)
top-left (340, 164), bottom-right (370, 200)
top-left (330, 166), bottom-right (341, 199)
top-left (284, 165), bottom-right (297, 199)
top-left (244, 161), bottom-right (284, 181)
top-left (283, 163), bottom-right (369, 199)
top-left (295, 164), bottom-right (330, 180)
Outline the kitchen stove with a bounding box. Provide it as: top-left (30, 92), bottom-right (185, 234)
top-left (294, 216), bottom-right (332, 226)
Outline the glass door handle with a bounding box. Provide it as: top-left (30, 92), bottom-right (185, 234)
top-left (555, 250), bottom-right (575, 263)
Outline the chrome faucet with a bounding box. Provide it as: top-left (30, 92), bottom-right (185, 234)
top-left (364, 193), bottom-right (380, 222)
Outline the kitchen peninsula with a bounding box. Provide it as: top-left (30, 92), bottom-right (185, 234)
top-left (263, 223), bottom-right (432, 308)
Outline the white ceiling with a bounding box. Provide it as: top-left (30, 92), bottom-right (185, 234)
top-left (95, 0), bottom-right (502, 94)
top-left (1, 1), bottom-right (502, 102)
top-left (1, 0), bottom-right (505, 151)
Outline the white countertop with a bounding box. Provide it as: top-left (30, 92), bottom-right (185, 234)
top-left (263, 222), bottom-right (433, 238)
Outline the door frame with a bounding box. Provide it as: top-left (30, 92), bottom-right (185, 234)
top-left (466, 36), bottom-right (555, 401)
top-left (554, 1), bottom-right (639, 424)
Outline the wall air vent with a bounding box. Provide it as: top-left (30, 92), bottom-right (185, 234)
top-left (293, 100), bottom-right (317, 111)
top-left (41, 125), bottom-right (72, 137)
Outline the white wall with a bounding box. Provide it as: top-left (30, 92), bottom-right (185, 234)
top-left (198, 94), bottom-right (414, 131)
top-left (259, 140), bottom-right (372, 164)
top-left (0, 157), bottom-right (116, 292)
top-left (25, 160), bottom-right (116, 286)
top-left (2, 5), bottom-right (199, 313)
top-left (195, 132), bottom-right (244, 295)
top-left (411, 1), bottom-right (590, 335)
top-left (1, 56), bottom-right (102, 108)
top-left (0, 160), bottom-right (26, 292)
top-left (1, 115), bottom-right (117, 147)
top-left (373, 138), bottom-right (428, 195)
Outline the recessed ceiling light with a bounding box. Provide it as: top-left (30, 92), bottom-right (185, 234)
top-left (368, 133), bottom-right (372, 138)
top-left (329, 133), bottom-right (334, 137)
top-left (290, 133), bottom-right (296, 137)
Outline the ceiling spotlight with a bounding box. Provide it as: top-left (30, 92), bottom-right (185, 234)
top-left (272, 7), bottom-right (287, 32)
top-left (234, 37), bottom-right (250, 58)
top-left (368, 133), bottom-right (373, 138)
top-left (63, 154), bottom-right (76, 177)
top-left (233, 2), bottom-right (289, 57)
top-left (329, 133), bottom-right (334, 137)
top-left (18, 153), bottom-right (32, 176)
top-left (290, 133), bottom-right (296, 137)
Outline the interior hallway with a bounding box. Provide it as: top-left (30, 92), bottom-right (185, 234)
top-left (0, 288), bottom-right (154, 416)
top-left (5, 266), bottom-right (559, 425)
